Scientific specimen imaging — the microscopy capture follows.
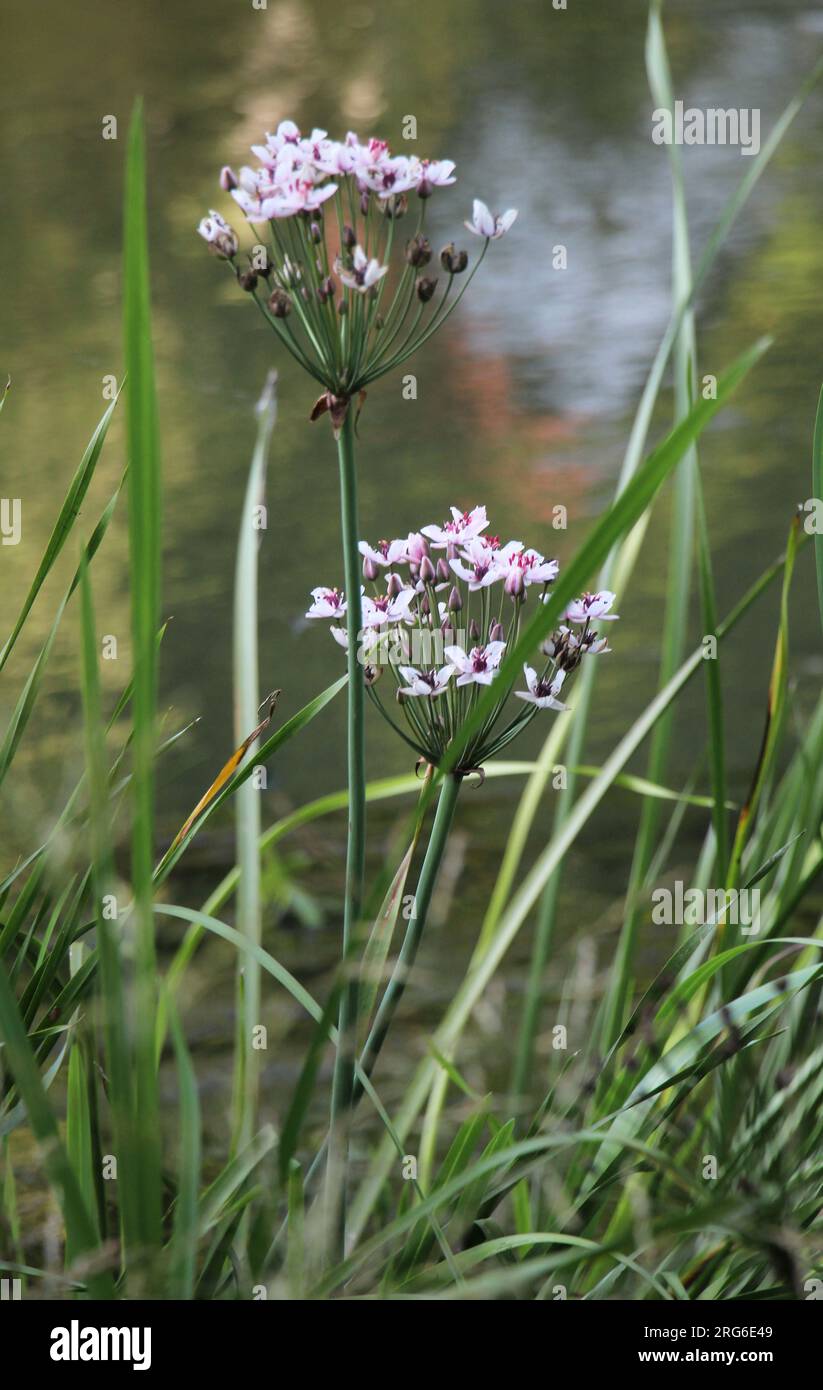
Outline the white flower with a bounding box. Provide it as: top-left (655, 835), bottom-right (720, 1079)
top-left (358, 533), bottom-right (427, 566)
top-left (565, 590), bottom-right (619, 624)
top-left (197, 210), bottom-right (238, 257)
top-left (464, 199), bottom-right (518, 240)
top-left (449, 536), bottom-right (501, 590)
top-left (496, 543), bottom-right (559, 588)
top-left (422, 505), bottom-right (489, 549)
top-left (445, 640), bottom-right (506, 686)
top-left (337, 245), bottom-right (389, 292)
top-left (416, 159), bottom-right (457, 197)
top-left (306, 586), bottom-right (347, 619)
top-left (398, 665), bottom-right (454, 698)
top-left (361, 587), bottom-right (416, 627)
top-left (515, 665), bottom-right (567, 711)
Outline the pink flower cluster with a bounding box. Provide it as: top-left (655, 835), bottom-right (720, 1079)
top-left (223, 121), bottom-right (458, 223)
top-left (306, 504), bottom-right (618, 768)
top-left (199, 120), bottom-right (516, 238)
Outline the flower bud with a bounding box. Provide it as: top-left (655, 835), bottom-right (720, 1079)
top-left (309, 221), bottom-right (323, 244)
top-left (419, 555), bottom-right (436, 584)
top-left (440, 243), bottom-right (468, 274)
top-left (441, 620), bottom-right (454, 642)
top-left (342, 224), bottom-right (356, 250)
top-left (382, 194), bottom-right (408, 219)
top-left (238, 269), bottom-right (259, 292)
top-left (489, 621), bottom-right (505, 642)
top-left (317, 275), bottom-right (335, 303)
top-left (505, 567), bottom-right (524, 598)
top-left (386, 571), bottom-right (404, 597)
top-left (268, 288), bottom-right (292, 318)
top-left (219, 166), bottom-right (238, 191)
top-left (360, 190), bottom-right (370, 217)
top-left (436, 558), bottom-right (450, 583)
top-left (405, 234), bottom-right (432, 267)
top-left (363, 556), bottom-right (380, 581)
top-left (420, 594), bottom-right (431, 617)
top-left (198, 211), bottom-right (239, 259)
top-left (416, 275), bottom-right (438, 303)
top-left (447, 585), bottom-right (462, 612)
top-left (469, 618), bottom-right (480, 642)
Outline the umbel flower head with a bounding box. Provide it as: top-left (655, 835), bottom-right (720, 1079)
top-left (306, 504), bottom-right (619, 775)
top-left (198, 122), bottom-right (516, 430)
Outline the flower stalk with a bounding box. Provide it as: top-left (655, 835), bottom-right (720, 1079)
top-left (325, 409), bottom-right (366, 1246)
top-left (354, 771), bottom-right (461, 1102)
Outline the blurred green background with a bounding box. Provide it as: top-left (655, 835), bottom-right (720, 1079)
top-left (3, 0), bottom-right (823, 1121)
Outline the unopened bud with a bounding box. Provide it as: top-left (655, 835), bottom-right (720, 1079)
top-left (416, 275), bottom-right (438, 303)
top-left (317, 275), bottom-right (335, 303)
top-left (363, 556), bottom-right (379, 581)
top-left (219, 166), bottom-right (238, 191)
top-left (419, 555), bottom-right (435, 584)
top-left (386, 571), bottom-right (404, 597)
top-left (268, 288), bottom-right (292, 318)
top-left (505, 568), bottom-right (524, 598)
top-left (405, 234), bottom-right (432, 267)
top-left (436, 558), bottom-right (450, 583)
top-left (420, 594), bottom-right (430, 617)
top-left (309, 221), bottom-right (322, 244)
top-left (469, 618), bottom-right (480, 642)
top-left (447, 586), bottom-right (462, 612)
top-left (489, 621), bottom-right (505, 642)
top-left (360, 190), bottom-right (370, 217)
top-left (383, 194), bottom-right (408, 219)
top-left (238, 269), bottom-right (258, 292)
top-left (440, 243), bottom-right (468, 274)
top-left (342, 224), bottom-right (356, 249)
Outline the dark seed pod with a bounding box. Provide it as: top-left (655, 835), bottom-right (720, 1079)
top-left (238, 269), bottom-right (258, 292)
top-left (440, 243), bottom-right (468, 274)
top-left (416, 275), bottom-right (438, 303)
top-left (268, 288), bottom-right (292, 318)
top-left (405, 234), bottom-right (432, 267)
top-left (342, 224), bottom-right (356, 249)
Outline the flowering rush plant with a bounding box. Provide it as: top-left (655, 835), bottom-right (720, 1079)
top-left (199, 119), bottom-right (518, 1240)
top-left (308, 504), bottom-right (618, 776)
top-left (198, 120), bottom-right (516, 430)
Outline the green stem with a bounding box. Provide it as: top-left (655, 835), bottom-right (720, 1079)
top-left (326, 408), bottom-right (366, 1253)
top-left (354, 772), bottom-right (461, 1099)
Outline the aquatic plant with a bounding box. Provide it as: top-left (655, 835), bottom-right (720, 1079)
top-left (199, 123), bottom-right (516, 1230)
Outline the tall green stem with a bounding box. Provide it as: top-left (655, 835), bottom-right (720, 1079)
top-left (326, 409), bottom-right (366, 1252)
top-left (355, 773), bottom-right (461, 1099)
